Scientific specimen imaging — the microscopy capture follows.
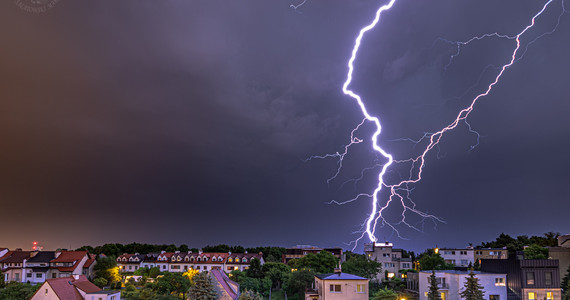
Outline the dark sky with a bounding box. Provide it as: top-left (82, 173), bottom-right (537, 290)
top-left (1, 0), bottom-right (569, 253)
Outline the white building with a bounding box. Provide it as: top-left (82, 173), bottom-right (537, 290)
top-left (439, 248), bottom-right (475, 268)
top-left (419, 270), bottom-right (507, 300)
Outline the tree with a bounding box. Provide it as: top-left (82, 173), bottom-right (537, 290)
top-left (93, 256), bottom-right (120, 283)
top-left (0, 269), bottom-right (4, 288)
top-left (427, 270), bottom-right (442, 300)
top-left (188, 272), bottom-right (218, 300)
top-left (523, 244), bottom-right (548, 259)
top-left (246, 258), bottom-right (263, 278)
top-left (460, 271), bottom-right (485, 300)
top-left (564, 281), bottom-right (570, 300)
top-left (473, 259), bottom-right (481, 271)
top-left (261, 262), bottom-right (291, 288)
top-left (239, 289), bottom-right (263, 300)
top-left (419, 252), bottom-right (453, 271)
top-left (182, 268), bottom-right (199, 284)
top-left (93, 277), bottom-right (108, 288)
top-left (154, 272), bottom-right (192, 299)
top-left (149, 266), bottom-right (161, 278)
top-left (372, 287), bottom-right (398, 300)
top-left (342, 254), bottom-right (382, 279)
top-left (562, 264), bottom-right (570, 296)
top-left (0, 282), bottom-right (39, 300)
top-left (284, 269), bottom-right (315, 298)
top-left (296, 251), bottom-right (338, 273)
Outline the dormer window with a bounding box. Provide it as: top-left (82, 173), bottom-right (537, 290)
top-left (197, 257), bottom-right (202, 262)
top-left (212, 257), bottom-right (217, 262)
top-left (184, 257), bottom-right (189, 262)
top-left (242, 258), bottom-right (247, 263)
top-left (177, 257), bottom-right (181, 261)
top-left (228, 258), bottom-right (233, 263)
top-left (218, 256), bottom-right (223, 261)
top-left (190, 257), bottom-right (195, 262)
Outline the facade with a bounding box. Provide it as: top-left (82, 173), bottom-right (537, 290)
top-left (49, 251), bottom-right (91, 279)
top-left (117, 250), bottom-right (264, 273)
top-left (475, 248), bottom-right (509, 263)
top-left (439, 247), bottom-right (475, 268)
top-left (418, 270), bottom-right (507, 300)
top-left (282, 245), bottom-right (344, 264)
top-left (0, 250), bottom-right (31, 283)
top-left (482, 258), bottom-right (562, 300)
top-left (548, 234), bottom-right (570, 284)
top-left (364, 242), bottom-right (412, 280)
top-left (305, 271), bottom-right (369, 300)
top-left (25, 251), bottom-right (56, 284)
top-left (30, 275), bottom-right (120, 300)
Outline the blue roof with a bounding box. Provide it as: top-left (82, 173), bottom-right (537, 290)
top-left (316, 272), bottom-right (367, 280)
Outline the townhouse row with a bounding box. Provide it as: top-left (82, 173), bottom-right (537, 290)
top-left (116, 250), bottom-right (264, 273)
top-left (0, 248), bottom-right (96, 284)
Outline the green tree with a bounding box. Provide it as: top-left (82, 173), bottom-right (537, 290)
top-left (296, 251), bottom-right (338, 273)
top-left (93, 255), bottom-right (118, 283)
top-left (261, 262), bottom-right (291, 288)
top-left (564, 281), bottom-right (570, 300)
top-left (523, 244), bottom-right (548, 259)
top-left (93, 277), bottom-right (108, 288)
top-left (154, 272), bottom-right (192, 299)
top-left (372, 287), bottom-right (398, 300)
top-left (284, 269), bottom-right (315, 299)
top-left (419, 252), bottom-right (453, 270)
top-left (0, 269), bottom-right (4, 288)
top-left (246, 258), bottom-right (263, 279)
top-left (239, 289), bottom-right (263, 300)
top-left (341, 254), bottom-right (382, 279)
top-left (473, 259), bottom-right (481, 271)
top-left (0, 282), bottom-right (39, 300)
top-left (460, 271), bottom-right (485, 300)
top-left (189, 272), bottom-right (218, 300)
top-left (562, 264), bottom-right (570, 296)
top-left (427, 270), bottom-right (442, 300)
top-left (149, 266), bottom-right (161, 278)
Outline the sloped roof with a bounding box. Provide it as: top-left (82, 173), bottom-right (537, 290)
top-left (51, 251), bottom-right (88, 263)
top-left (28, 251), bottom-right (56, 263)
top-left (316, 272), bottom-right (367, 280)
top-left (210, 269), bottom-right (240, 300)
top-left (31, 275), bottom-right (101, 300)
top-left (0, 251), bottom-right (31, 263)
top-left (83, 254), bottom-right (96, 268)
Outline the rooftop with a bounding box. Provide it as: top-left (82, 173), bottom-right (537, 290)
top-left (316, 272), bottom-right (368, 280)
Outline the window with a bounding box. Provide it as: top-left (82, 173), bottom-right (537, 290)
top-left (357, 284), bottom-right (365, 293)
top-left (526, 272), bottom-right (535, 285)
top-left (227, 267), bottom-right (233, 271)
top-left (489, 295), bottom-right (500, 300)
top-left (52, 273), bottom-right (57, 278)
top-left (242, 258), bottom-right (247, 263)
top-left (528, 292), bottom-right (536, 300)
top-left (495, 278), bottom-right (505, 286)
top-left (387, 273), bottom-right (395, 278)
top-left (546, 292), bottom-right (553, 300)
top-left (329, 284), bottom-right (341, 292)
top-left (27, 273), bottom-right (32, 278)
top-left (490, 251), bottom-right (495, 255)
top-left (45, 289), bottom-right (48, 295)
top-left (460, 251), bottom-right (467, 255)
top-left (162, 265), bottom-right (166, 270)
top-left (545, 272), bottom-right (552, 285)
top-left (212, 257), bottom-right (217, 262)
top-left (36, 273), bottom-right (42, 278)
top-left (451, 251), bottom-right (456, 255)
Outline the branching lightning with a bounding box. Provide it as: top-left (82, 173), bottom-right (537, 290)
top-left (308, 0), bottom-right (567, 250)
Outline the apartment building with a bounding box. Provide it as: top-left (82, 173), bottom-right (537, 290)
top-left (439, 247), bottom-right (475, 267)
top-left (364, 242), bottom-right (412, 280)
top-left (482, 258), bottom-right (562, 300)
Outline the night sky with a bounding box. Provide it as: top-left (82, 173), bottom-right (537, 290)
top-left (1, 0), bottom-right (569, 253)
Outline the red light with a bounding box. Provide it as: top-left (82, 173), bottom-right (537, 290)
top-left (33, 241), bottom-right (37, 245)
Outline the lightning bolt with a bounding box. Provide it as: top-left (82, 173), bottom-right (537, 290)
top-left (290, 0), bottom-right (308, 14)
top-left (309, 0), bottom-right (565, 250)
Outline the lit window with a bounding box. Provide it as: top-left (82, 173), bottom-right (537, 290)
top-left (546, 292), bottom-right (553, 300)
top-left (329, 284), bottom-right (341, 292)
top-left (495, 278), bottom-right (505, 286)
top-left (387, 273), bottom-right (395, 278)
top-left (228, 258), bottom-right (233, 262)
top-left (356, 284), bottom-right (365, 293)
top-left (528, 292), bottom-right (536, 300)
top-left (526, 272), bottom-right (535, 285)
top-left (441, 292), bottom-right (446, 300)
top-left (489, 295), bottom-right (500, 300)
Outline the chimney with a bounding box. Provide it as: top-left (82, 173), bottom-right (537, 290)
top-left (175, 251), bottom-right (180, 254)
top-left (161, 250), bottom-right (166, 254)
top-left (334, 261), bottom-right (342, 274)
top-left (55, 251), bottom-right (62, 258)
top-left (199, 249), bottom-right (203, 255)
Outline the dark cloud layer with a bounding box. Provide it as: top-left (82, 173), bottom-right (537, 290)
top-left (1, 0), bottom-right (568, 252)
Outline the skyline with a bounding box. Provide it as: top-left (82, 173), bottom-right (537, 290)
top-left (1, 0), bottom-right (569, 253)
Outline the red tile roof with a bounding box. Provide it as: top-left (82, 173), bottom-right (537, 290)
top-left (51, 251), bottom-right (88, 263)
top-left (83, 254), bottom-right (96, 268)
top-left (0, 251), bottom-right (31, 264)
top-left (31, 275), bottom-right (101, 300)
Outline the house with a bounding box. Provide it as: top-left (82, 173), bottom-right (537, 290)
top-left (0, 250), bottom-right (31, 283)
top-left (548, 234), bottom-right (570, 286)
top-left (482, 258), bottom-right (562, 300)
top-left (24, 251), bottom-right (56, 284)
top-left (364, 242), bottom-right (412, 280)
top-left (49, 250), bottom-right (90, 279)
top-left (82, 254), bottom-right (97, 280)
top-left (305, 270), bottom-right (369, 300)
top-left (117, 250), bottom-right (264, 274)
top-left (282, 245), bottom-right (344, 264)
top-left (210, 268), bottom-right (240, 300)
top-left (418, 270), bottom-right (507, 300)
top-left (29, 275), bottom-right (120, 300)
top-left (439, 247), bottom-right (475, 268)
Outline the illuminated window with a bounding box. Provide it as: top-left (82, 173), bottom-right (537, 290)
top-left (528, 292), bottom-right (536, 300)
top-left (387, 273), bottom-right (395, 278)
top-left (228, 258), bottom-right (233, 262)
top-left (546, 292), bottom-right (553, 300)
top-left (243, 258), bottom-right (247, 263)
top-left (356, 284), bottom-right (365, 293)
top-left (545, 272), bottom-right (552, 285)
top-left (441, 292), bottom-right (446, 300)
top-left (526, 272), bottom-right (535, 285)
top-left (495, 278), bottom-right (505, 286)
top-left (489, 295), bottom-right (500, 300)
top-left (329, 284), bottom-right (341, 292)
